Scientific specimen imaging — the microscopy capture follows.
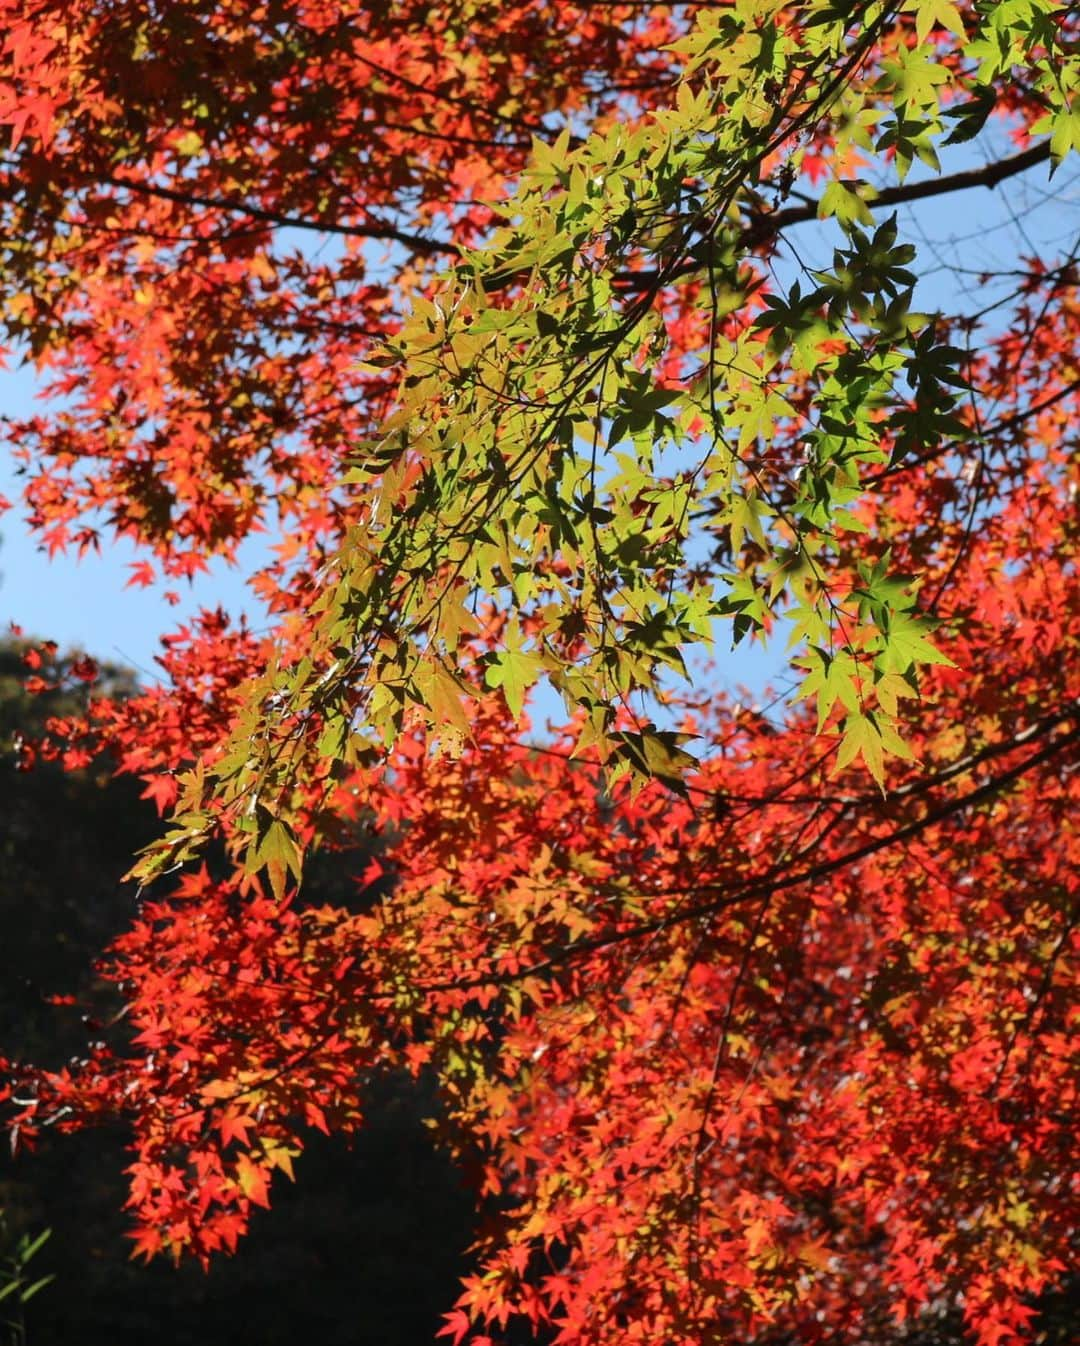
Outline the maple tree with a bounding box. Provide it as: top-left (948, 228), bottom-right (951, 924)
top-left (1, 2), bottom-right (1078, 1345)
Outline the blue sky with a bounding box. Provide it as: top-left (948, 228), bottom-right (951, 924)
top-left (1, 129), bottom-right (1075, 701)
top-left (0, 360), bottom-right (272, 682)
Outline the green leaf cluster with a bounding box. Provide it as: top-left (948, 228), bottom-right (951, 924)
top-left (130, 0), bottom-right (1077, 880)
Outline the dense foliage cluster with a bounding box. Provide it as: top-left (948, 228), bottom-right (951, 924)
top-left (0, 3), bottom-right (1077, 1344)
top-left (0, 640), bottom-right (473, 1344)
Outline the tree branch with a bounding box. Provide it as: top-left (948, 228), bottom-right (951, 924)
top-left (615, 140), bottom-right (1053, 290)
top-left (92, 172), bottom-right (459, 256)
top-left (868, 374), bottom-right (1080, 486)
top-left (745, 139), bottom-right (1052, 246)
top-left (410, 707), bottom-right (1080, 994)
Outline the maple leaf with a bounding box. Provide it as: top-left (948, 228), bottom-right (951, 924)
top-left (234, 1154), bottom-right (271, 1209)
top-left (140, 773), bottom-right (179, 816)
top-left (125, 561), bottom-right (156, 589)
top-left (128, 1225), bottom-right (164, 1264)
top-left (437, 1309), bottom-right (472, 1345)
top-left (218, 1110), bottom-right (255, 1148)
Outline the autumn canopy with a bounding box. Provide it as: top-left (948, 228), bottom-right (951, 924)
top-left (1, 2), bottom-right (1077, 1343)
